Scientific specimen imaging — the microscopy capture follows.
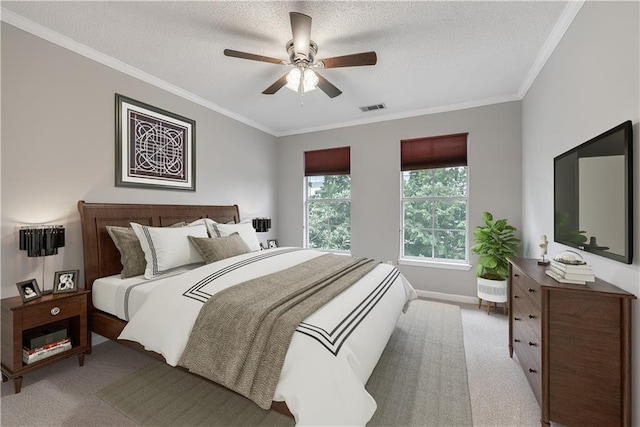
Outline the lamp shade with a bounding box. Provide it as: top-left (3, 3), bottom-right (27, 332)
top-left (252, 218), bottom-right (271, 233)
top-left (19, 225), bottom-right (65, 257)
top-left (285, 68), bottom-right (318, 93)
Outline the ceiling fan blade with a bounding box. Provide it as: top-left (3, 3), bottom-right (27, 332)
top-left (319, 51), bottom-right (377, 68)
top-left (262, 74), bottom-right (289, 95)
top-left (223, 49), bottom-right (283, 65)
top-left (316, 73), bottom-right (342, 98)
top-left (290, 12), bottom-right (312, 58)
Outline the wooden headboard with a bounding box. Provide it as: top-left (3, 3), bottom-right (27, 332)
top-left (77, 200), bottom-right (240, 290)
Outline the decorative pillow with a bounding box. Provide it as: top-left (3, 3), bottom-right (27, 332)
top-left (106, 222), bottom-right (189, 279)
top-left (188, 233), bottom-right (251, 263)
top-left (106, 226), bottom-right (146, 278)
top-left (188, 218), bottom-right (217, 236)
top-left (131, 222), bottom-right (208, 279)
top-left (207, 221), bottom-right (261, 251)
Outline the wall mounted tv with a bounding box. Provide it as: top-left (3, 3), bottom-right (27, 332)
top-left (554, 120), bottom-right (633, 264)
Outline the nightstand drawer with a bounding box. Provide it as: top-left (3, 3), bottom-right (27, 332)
top-left (21, 297), bottom-right (80, 329)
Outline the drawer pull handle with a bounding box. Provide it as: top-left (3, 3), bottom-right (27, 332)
top-left (528, 288), bottom-right (535, 293)
top-left (50, 307), bottom-right (61, 316)
top-left (528, 341), bottom-right (537, 347)
top-left (514, 295), bottom-right (519, 299)
top-left (529, 368), bottom-right (537, 374)
top-left (514, 273), bottom-right (520, 277)
top-left (528, 314), bottom-right (536, 319)
top-left (514, 317), bottom-right (521, 321)
top-left (514, 339), bottom-right (521, 343)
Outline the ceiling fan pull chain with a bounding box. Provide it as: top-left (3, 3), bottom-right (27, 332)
top-left (299, 75), bottom-right (305, 107)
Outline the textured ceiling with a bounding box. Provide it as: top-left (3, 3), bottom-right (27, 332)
top-left (2, 1), bottom-right (575, 136)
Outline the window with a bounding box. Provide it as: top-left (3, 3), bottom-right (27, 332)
top-left (304, 147), bottom-right (351, 252)
top-left (401, 134), bottom-right (468, 263)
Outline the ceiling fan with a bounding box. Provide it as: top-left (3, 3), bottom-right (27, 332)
top-left (223, 12), bottom-right (377, 98)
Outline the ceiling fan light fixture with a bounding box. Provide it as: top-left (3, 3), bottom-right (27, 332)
top-left (286, 67), bottom-right (318, 93)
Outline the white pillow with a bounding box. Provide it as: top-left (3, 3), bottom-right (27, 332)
top-left (188, 218), bottom-right (216, 231)
top-left (207, 222), bottom-right (261, 252)
top-left (131, 222), bottom-right (208, 279)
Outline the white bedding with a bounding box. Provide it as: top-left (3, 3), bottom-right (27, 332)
top-left (118, 248), bottom-right (416, 426)
top-left (92, 265), bottom-right (202, 321)
top-left (92, 274), bottom-right (155, 321)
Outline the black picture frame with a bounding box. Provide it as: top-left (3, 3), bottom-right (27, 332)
top-left (115, 94), bottom-right (196, 191)
top-left (52, 270), bottom-right (79, 294)
top-left (17, 279), bottom-right (42, 303)
top-left (267, 239), bottom-right (278, 249)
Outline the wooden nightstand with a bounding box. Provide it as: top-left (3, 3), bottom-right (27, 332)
top-left (1, 289), bottom-right (90, 393)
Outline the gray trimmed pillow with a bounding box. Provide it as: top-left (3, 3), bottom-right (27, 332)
top-left (106, 221), bottom-right (188, 279)
top-left (106, 226), bottom-right (146, 278)
top-left (188, 233), bottom-right (251, 263)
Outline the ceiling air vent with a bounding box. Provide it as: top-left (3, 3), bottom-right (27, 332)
top-left (359, 103), bottom-right (387, 113)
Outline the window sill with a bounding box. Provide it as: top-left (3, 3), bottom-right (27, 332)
top-left (397, 258), bottom-right (472, 271)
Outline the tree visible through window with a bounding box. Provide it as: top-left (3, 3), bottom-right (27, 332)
top-left (402, 167), bottom-right (468, 261)
top-left (306, 175), bottom-right (351, 252)
top-left (401, 133), bottom-right (468, 263)
top-left (304, 146), bottom-right (351, 252)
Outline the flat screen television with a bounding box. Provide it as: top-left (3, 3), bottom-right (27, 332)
top-left (554, 120), bottom-right (633, 264)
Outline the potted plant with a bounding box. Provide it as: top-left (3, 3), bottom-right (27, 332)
top-left (470, 211), bottom-right (520, 314)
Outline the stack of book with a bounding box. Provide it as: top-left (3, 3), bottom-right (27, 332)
top-left (545, 259), bottom-right (595, 285)
top-left (22, 337), bottom-right (71, 364)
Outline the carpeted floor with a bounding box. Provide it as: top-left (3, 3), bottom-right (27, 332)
top-left (1, 299), bottom-right (541, 426)
top-left (96, 300), bottom-right (472, 426)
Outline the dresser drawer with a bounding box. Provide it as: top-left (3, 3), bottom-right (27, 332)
top-left (512, 318), bottom-right (541, 369)
top-left (511, 266), bottom-right (541, 308)
top-left (21, 297), bottom-right (81, 330)
top-left (512, 290), bottom-right (541, 341)
top-left (513, 328), bottom-right (542, 405)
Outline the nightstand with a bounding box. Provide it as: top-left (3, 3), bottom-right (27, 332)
top-left (1, 289), bottom-right (90, 393)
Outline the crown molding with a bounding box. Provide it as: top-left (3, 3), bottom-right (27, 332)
top-left (517, 0), bottom-right (585, 98)
top-left (2, 3), bottom-right (583, 139)
top-left (0, 8), bottom-right (278, 137)
top-left (275, 94), bottom-right (521, 137)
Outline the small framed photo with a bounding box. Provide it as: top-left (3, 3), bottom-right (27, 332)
top-left (267, 239), bottom-right (278, 249)
top-left (17, 279), bottom-right (42, 303)
top-left (53, 270), bottom-right (79, 294)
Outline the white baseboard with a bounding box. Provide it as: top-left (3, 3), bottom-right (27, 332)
top-left (415, 289), bottom-right (478, 305)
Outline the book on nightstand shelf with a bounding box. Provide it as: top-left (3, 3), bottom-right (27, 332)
top-left (22, 337), bottom-right (71, 364)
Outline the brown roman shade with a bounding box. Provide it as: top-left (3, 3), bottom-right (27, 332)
top-left (304, 146), bottom-right (351, 176)
top-left (401, 133), bottom-right (468, 171)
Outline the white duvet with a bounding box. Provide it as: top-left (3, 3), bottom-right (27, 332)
top-left (119, 248), bottom-right (416, 426)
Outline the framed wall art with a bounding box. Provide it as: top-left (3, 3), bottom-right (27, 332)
top-left (53, 270), bottom-right (79, 294)
top-left (115, 94), bottom-right (196, 191)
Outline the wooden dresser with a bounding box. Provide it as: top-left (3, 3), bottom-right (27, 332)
top-left (508, 257), bottom-right (635, 426)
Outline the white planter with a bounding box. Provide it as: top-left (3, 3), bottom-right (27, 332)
top-left (477, 277), bottom-right (508, 303)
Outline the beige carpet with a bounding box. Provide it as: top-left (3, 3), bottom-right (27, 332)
top-left (97, 300), bottom-right (472, 426)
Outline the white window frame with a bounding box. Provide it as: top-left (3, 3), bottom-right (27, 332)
top-left (399, 167), bottom-right (471, 269)
top-left (304, 175), bottom-right (351, 254)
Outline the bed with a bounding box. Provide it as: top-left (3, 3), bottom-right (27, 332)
top-left (78, 201), bottom-right (416, 426)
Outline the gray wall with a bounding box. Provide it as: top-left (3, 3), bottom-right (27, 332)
top-left (521, 2), bottom-right (639, 424)
top-left (1, 23), bottom-right (278, 297)
top-left (277, 101), bottom-right (522, 298)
